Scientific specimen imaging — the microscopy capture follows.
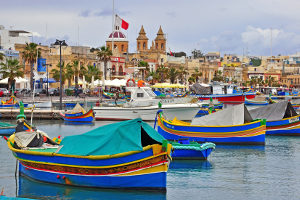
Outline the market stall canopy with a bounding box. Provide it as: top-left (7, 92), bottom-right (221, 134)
top-left (92, 79), bottom-right (127, 87)
top-left (151, 83), bottom-right (186, 88)
top-left (0, 77), bottom-right (28, 84)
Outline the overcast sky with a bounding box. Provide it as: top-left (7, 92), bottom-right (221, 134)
top-left (1, 0), bottom-right (300, 56)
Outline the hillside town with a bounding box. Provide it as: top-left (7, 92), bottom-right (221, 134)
top-left (1, 24), bottom-right (300, 93)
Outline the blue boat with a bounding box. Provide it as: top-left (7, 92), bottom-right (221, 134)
top-left (169, 139), bottom-right (215, 160)
top-left (154, 104), bottom-right (266, 145)
top-left (0, 122), bottom-right (16, 136)
top-left (6, 118), bottom-right (172, 190)
top-left (60, 103), bottom-right (94, 122)
top-left (249, 101), bottom-right (300, 136)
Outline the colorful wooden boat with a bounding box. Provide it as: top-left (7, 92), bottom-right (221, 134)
top-left (154, 104), bottom-right (266, 145)
top-left (0, 96), bottom-right (28, 108)
top-left (249, 101), bottom-right (300, 136)
top-left (245, 98), bottom-right (269, 106)
top-left (197, 93), bottom-right (256, 103)
top-left (168, 139), bottom-right (215, 160)
top-left (6, 118), bottom-right (172, 190)
top-left (0, 122), bottom-right (16, 136)
top-left (60, 103), bottom-right (94, 122)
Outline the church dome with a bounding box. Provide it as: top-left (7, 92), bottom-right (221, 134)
top-left (106, 26), bottom-right (128, 42)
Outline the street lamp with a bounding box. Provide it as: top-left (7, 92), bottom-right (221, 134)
top-left (53, 39), bottom-right (68, 110)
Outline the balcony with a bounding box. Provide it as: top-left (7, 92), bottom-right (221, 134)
top-left (111, 72), bottom-right (126, 76)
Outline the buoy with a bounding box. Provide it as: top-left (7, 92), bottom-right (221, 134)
top-left (57, 175), bottom-right (60, 179)
top-left (62, 176), bottom-right (66, 179)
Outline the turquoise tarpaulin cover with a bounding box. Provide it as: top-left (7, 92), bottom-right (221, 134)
top-left (58, 118), bottom-right (165, 156)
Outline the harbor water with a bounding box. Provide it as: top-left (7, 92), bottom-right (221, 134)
top-left (1, 120), bottom-right (300, 200)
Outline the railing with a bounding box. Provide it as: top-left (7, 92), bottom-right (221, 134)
top-left (111, 72), bottom-right (126, 76)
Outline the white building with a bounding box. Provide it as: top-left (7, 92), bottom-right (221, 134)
top-left (0, 25), bottom-right (31, 50)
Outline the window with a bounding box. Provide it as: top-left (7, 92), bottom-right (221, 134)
top-left (161, 43), bottom-right (164, 50)
top-left (112, 65), bottom-right (116, 72)
top-left (121, 45), bottom-right (124, 51)
top-left (138, 42), bottom-right (140, 50)
top-left (143, 42), bottom-right (146, 50)
top-left (156, 43), bottom-right (158, 49)
top-left (119, 66), bottom-right (123, 73)
top-left (137, 93), bottom-right (144, 97)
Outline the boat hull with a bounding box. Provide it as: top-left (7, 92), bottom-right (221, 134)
top-left (0, 103), bottom-right (28, 108)
top-left (94, 104), bottom-right (200, 121)
top-left (10, 143), bottom-right (171, 190)
top-left (60, 109), bottom-right (94, 122)
top-left (156, 113), bottom-right (266, 145)
top-left (172, 148), bottom-right (214, 160)
top-left (0, 126), bottom-right (16, 136)
top-left (197, 93), bottom-right (255, 103)
top-left (19, 163), bottom-right (167, 190)
top-left (266, 115), bottom-right (300, 136)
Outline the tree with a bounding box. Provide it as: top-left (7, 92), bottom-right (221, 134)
top-left (0, 59), bottom-right (24, 91)
top-left (146, 71), bottom-right (159, 85)
top-left (177, 66), bottom-right (189, 84)
top-left (138, 61), bottom-right (149, 80)
top-left (168, 67), bottom-right (179, 84)
top-left (72, 60), bottom-right (80, 88)
top-left (51, 62), bottom-right (67, 85)
top-left (188, 76), bottom-right (196, 84)
top-left (97, 46), bottom-right (112, 80)
top-left (22, 43), bottom-right (39, 91)
top-left (212, 70), bottom-right (224, 82)
top-left (191, 49), bottom-right (204, 59)
top-left (65, 63), bottom-right (73, 88)
top-left (191, 67), bottom-right (203, 82)
top-left (0, 52), bottom-right (4, 61)
top-left (86, 64), bottom-right (101, 83)
top-left (156, 65), bottom-right (169, 83)
top-left (250, 58), bottom-right (262, 66)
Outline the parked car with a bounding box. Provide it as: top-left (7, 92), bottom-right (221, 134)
top-left (48, 88), bottom-right (59, 96)
top-left (20, 88), bottom-right (31, 95)
top-left (33, 88), bottom-right (45, 96)
top-left (0, 88), bottom-right (9, 96)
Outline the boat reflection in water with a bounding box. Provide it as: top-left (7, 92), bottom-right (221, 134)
top-left (169, 160), bottom-right (213, 171)
top-left (18, 175), bottom-right (166, 200)
top-left (63, 121), bottom-right (94, 126)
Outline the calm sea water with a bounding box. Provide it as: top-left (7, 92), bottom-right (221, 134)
top-left (1, 120), bottom-right (300, 200)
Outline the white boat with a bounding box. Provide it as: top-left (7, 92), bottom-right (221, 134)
top-left (28, 101), bottom-right (52, 108)
top-left (94, 87), bottom-right (203, 121)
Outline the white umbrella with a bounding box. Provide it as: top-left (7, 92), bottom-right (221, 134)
top-left (91, 75), bottom-right (95, 88)
top-left (82, 76), bottom-right (86, 89)
top-left (0, 77), bottom-right (29, 84)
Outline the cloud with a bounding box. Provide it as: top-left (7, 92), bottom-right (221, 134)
top-left (79, 10), bottom-right (92, 17)
top-left (241, 26), bottom-right (300, 55)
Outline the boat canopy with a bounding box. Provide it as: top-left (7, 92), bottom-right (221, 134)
top-left (191, 104), bottom-right (253, 126)
top-left (249, 101), bottom-right (297, 121)
top-left (58, 118), bottom-right (165, 156)
top-left (65, 103), bottom-right (86, 114)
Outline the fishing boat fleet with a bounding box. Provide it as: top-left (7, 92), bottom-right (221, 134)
top-left (1, 81), bottom-right (300, 193)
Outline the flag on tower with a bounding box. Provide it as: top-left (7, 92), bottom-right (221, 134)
top-left (115, 15), bottom-right (129, 30)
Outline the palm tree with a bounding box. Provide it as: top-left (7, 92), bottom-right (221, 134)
top-left (86, 64), bottom-right (101, 83)
top-left (0, 52), bottom-right (4, 61)
top-left (51, 62), bottom-right (66, 85)
top-left (97, 46), bottom-right (112, 80)
top-left (65, 63), bottom-right (73, 88)
top-left (147, 71), bottom-right (159, 85)
top-left (0, 59), bottom-right (24, 91)
top-left (188, 76), bottom-right (196, 84)
top-left (156, 65), bottom-right (169, 83)
top-left (72, 60), bottom-right (80, 88)
top-left (138, 61), bottom-right (149, 80)
top-left (168, 67), bottom-right (179, 84)
top-left (178, 66), bottom-right (188, 84)
top-left (191, 67), bottom-right (203, 82)
top-left (22, 42), bottom-right (39, 91)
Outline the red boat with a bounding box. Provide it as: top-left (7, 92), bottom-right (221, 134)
top-left (198, 93), bottom-right (256, 104)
